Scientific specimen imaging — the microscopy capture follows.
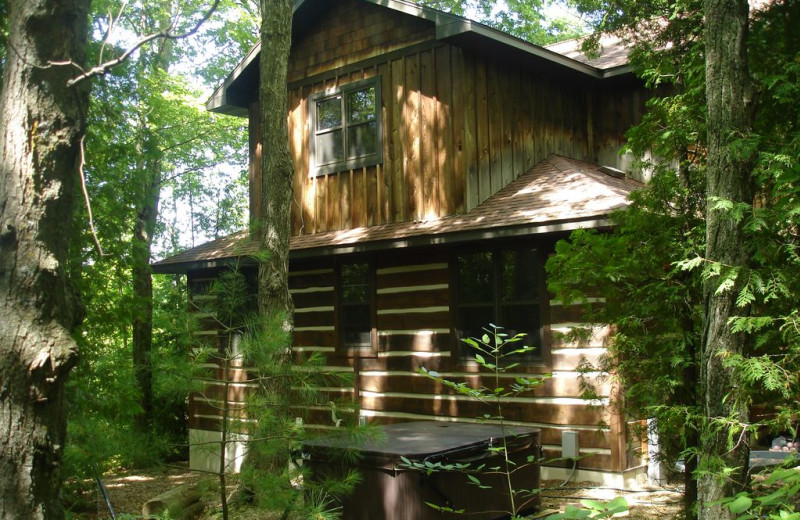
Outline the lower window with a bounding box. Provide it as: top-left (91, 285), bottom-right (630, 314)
top-left (338, 261), bottom-right (374, 351)
top-left (454, 248), bottom-right (544, 362)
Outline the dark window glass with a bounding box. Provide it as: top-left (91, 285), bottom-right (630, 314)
top-left (500, 304), bottom-right (541, 355)
top-left (347, 87), bottom-right (375, 124)
top-left (457, 252), bottom-right (494, 303)
top-left (456, 248), bottom-right (542, 362)
top-left (340, 263), bottom-right (372, 349)
top-left (347, 121), bottom-right (378, 158)
top-left (500, 249), bottom-right (538, 302)
top-left (312, 79), bottom-right (381, 174)
top-left (317, 130), bottom-right (344, 165)
top-left (457, 305), bottom-right (494, 346)
top-left (317, 96), bottom-right (342, 130)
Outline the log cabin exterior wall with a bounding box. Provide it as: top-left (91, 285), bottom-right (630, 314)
top-left (182, 0), bottom-right (653, 480)
top-left (184, 239), bottom-right (643, 475)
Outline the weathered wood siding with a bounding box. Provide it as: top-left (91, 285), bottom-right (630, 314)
top-left (244, 0), bottom-right (646, 235)
top-left (277, 48), bottom-right (595, 235)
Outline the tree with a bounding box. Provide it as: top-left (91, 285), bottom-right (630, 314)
top-left (0, 1), bottom-right (91, 518)
top-left (552, 0), bottom-right (800, 518)
top-left (698, 0), bottom-right (754, 517)
top-left (547, 164), bottom-right (707, 519)
top-left (254, 0), bottom-right (294, 475)
top-left (418, 0), bottom-right (583, 44)
top-left (65, 0), bottom-right (253, 450)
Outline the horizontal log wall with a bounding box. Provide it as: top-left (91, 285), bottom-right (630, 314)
top-left (185, 252), bottom-right (632, 472)
top-left (182, 247), bottom-right (631, 471)
top-left (186, 270), bottom-right (255, 434)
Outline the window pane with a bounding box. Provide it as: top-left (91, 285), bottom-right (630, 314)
top-left (347, 87), bottom-right (375, 124)
top-left (457, 306), bottom-right (494, 356)
top-left (347, 122), bottom-right (378, 159)
top-left (341, 263), bottom-right (371, 348)
top-left (458, 252), bottom-right (494, 303)
top-left (500, 249), bottom-right (538, 302)
top-left (317, 130), bottom-right (344, 165)
top-left (342, 304), bottom-right (371, 346)
top-left (317, 96), bottom-right (342, 130)
top-left (341, 263), bottom-right (369, 303)
top-left (500, 304), bottom-right (540, 355)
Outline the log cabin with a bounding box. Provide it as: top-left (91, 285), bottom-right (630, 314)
top-left (152, 0), bottom-right (653, 486)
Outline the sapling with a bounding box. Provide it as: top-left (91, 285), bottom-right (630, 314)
top-left (404, 324), bottom-right (549, 519)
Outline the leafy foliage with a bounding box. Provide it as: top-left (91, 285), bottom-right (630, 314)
top-left (196, 266), bottom-right (365, 519)
top-left (64, 0), bottom-right (255, 500)
top-left (413, 325), bottom-right (547, 519)
top-left (551, 0), bottom-right (800, 516)
top-left (417, 0), bottom-right (585, 44)
top-left (547, 161), bottom-right (706, 480)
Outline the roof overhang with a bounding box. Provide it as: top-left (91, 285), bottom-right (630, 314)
top-left (151, 215), bottom-right (613, 274)
top-left (206, 0), bottom-right (632, 115)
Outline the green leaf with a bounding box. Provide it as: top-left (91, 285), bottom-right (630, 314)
top-left (727, 495), bottom-right (753, 514)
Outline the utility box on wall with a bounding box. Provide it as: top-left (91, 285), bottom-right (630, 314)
top-left (562, 430), bottom-right (580, 460)
top-left (304, 422), bottom-right (542, 520)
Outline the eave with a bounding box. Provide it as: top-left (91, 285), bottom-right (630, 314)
top-left (206, 0), bottom-right (632, 116)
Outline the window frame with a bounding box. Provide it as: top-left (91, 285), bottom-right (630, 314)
top-left (335, 258), bottom-right (377, 357)
top-left (309, 77), bottom-right (383, 177)
top-left (451, 246), bottom-right (549, 366)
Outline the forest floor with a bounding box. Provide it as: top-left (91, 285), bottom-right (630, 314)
top-left (67, 463), bottom-right (683, 519)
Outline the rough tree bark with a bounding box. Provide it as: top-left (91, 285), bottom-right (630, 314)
top-left (699, 0), bottom-right (754, 518)
top-left (132, 163), bottom-right (161, 433)
top-left (0, 1), bottom-right (91, 518)
top-left (253, 0), bottom-right (294, 477)
top-left (257, 0), bottom-right (294, 323)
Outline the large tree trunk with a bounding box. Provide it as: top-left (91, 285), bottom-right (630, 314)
top-left (0, 1), bottom-right (90, 518)
top-left (132, 172), bottom-right (160, 432)
top-left (255, 0), bottom-right (294, 473)
top-left (699, 0), bottom-right (754, 518)
top-left (131, 38), bottom-right (171, 433)
top-left (258, 0), bottom-right (294, 322)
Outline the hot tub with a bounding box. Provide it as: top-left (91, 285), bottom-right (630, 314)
top-left (302, 421), bottom-right (542, 520)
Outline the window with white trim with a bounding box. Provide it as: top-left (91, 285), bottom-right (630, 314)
top-left (310, 78), bottom-right (382, 176)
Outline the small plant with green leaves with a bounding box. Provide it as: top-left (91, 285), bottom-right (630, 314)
top-left (546, 497), bottom-right (630, 519)
top-left (721, 463), bottom-right (800, 520)
top-left (190, 263), bottom-right (363, 520)
top-left (402, 324), bottom-right (549, 519)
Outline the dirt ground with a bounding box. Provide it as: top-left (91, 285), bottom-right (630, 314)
top-left (68, 465), bottom-right (683, 519)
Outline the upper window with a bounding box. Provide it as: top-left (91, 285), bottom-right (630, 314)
top-left (310, 78), bottom-right (382, 176)
top-left (454, 248), bottom-right (544, 362)
top-left (338, 261), bottom-right (375, 353)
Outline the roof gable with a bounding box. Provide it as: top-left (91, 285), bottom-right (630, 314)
top-left (207, 0), bottom-right (632, 115)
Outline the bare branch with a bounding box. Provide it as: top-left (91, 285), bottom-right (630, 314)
top-left (64, 0), bottom-right (222, 87)
top-left (98, 1), bottom-right (130, 65)
top-left (79, 136), bottom-right (110, 258)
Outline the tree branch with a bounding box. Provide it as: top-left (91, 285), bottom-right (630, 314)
top-left (79, 136), bottom-right (110, 257)
top-left (64, 0), bottom-right (222, 86)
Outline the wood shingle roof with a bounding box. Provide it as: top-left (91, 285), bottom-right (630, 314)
top-left (152, 155), bottom-right (642, 273)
